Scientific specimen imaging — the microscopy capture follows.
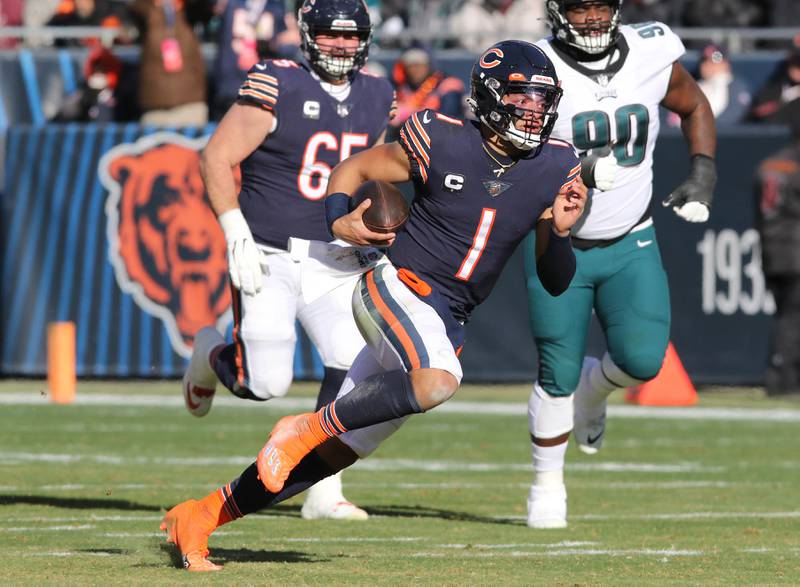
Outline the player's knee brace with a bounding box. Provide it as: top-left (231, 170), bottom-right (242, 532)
top-left (602, 351), bottom-right (654, 386)
top-left (528, 382), bottom-right (574, 440)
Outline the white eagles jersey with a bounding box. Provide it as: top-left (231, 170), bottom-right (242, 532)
top-left (537, 22), bottom-right (685, 239)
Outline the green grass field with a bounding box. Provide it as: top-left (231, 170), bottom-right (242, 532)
top-left (1, 380), bottom-right (799, 585)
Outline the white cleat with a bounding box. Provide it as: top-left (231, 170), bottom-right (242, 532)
top-left (182, 327), bottom-right (224, 417)
top-left (527, 484), bottom-right (567, 529)
top-left (573, 356), bottom-right (605, 455)
top-left (301, 472), bottom-right (368, 521)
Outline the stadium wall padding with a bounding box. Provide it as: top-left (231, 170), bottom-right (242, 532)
top-left (0, 124), bottom-right (789, 383)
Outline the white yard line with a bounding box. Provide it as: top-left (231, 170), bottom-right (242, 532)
top-left (498, 511), bottom-right (800, 522)
top-left (413, 548), bottom-right (706, 558)
top-left (0, 451), bottom-right (724, 474)
top-left (1, 392), bottom-right (799, 423)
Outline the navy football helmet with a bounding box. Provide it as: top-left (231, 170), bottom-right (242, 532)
top-left (298, 0), bottom-right (372, 80)
top-left (468, 40), bottom-right (562, 151)
top-left (547, 0), bottom-right (622, 58)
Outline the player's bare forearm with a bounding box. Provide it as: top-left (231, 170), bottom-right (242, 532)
top-left (661, 62), bottom-right (716, 158)
top-left (327, 142), bottom-right (412, 196)
top-left (200, 102), bottom-right (274, 217)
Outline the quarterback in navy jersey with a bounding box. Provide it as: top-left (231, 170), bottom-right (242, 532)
top-left (159, 40), bottom-right (587, 571)
top-left (178, 0), bottom-right (394, 531)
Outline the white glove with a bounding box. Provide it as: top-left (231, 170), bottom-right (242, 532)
top-left (673, 201), bottom-right (710, 223)
top-left (592, 152), bottom-right (618, 191)
top-left (219, 209), bottom-right (266, 296)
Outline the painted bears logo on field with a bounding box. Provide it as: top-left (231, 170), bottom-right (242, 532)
top-left (99, 133), bottom-right (233, 358)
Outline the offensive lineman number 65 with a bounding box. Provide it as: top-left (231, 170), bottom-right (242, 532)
top-left (298, 132), bottom-right (369, 200)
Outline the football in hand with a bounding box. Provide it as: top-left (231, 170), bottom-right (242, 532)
top-left (350, 180), bottom-right (409, 234)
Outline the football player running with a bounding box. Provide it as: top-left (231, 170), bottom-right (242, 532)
top-left (523, 0), bottom-right (717, 529)
top-left (184, 0), bottom-right (395, 522)
top-left (161, 41), bottom-right (587, 571)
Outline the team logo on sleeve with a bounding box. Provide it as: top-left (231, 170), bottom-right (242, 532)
top-left (99, 133), bottom-right (234, 358)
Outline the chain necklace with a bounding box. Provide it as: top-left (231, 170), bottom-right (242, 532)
top-left (482, 141), bottom-right (517, 178)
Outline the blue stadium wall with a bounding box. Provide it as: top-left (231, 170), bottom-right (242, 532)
top-left (0, 123), bottom-right (787, 383)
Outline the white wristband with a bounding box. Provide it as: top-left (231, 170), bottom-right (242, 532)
top-left (218, 208), bottom-right (251, 241)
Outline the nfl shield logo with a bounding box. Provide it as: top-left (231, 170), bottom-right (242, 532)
top-left (482, 179), bottom-right (512, 197)
top-left (337, 103), bottom-right (351, 118)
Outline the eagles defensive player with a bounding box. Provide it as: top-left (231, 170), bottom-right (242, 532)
top-left (185, 0), bottom-right (394, 522)
top-left (523, 0), bottom-right (717, 528)
top-left (160, 41), bottom-right (587, 571)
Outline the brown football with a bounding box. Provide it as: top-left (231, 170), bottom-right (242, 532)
top-left (350, 180), bottom-right (409, 234)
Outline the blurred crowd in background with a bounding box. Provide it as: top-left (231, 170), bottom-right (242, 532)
top-left (1, 0), bottom-right (799, 131)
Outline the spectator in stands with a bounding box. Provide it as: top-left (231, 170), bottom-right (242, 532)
top-left (46, 0), bottom-right (128, 47)
top-left (211, 0), bottom-right (286, 121)
top-left (692, 43), bottom-right (751, 125)
top-left (129, 0), bottom-right (209, 127)
top-left (681, 0), bottom-right (764, 28)
top-left (389, 45), bottom-right (465, 133)
top-left (53, 47), bottom-right (122, 122)
top-left (0, 0), bottom-right (23, 48)
top-left (749, 41), bottom-right (800, 125)
top-left (449, 0), bottom-right (546, 54)
top-left (622, 0), bottom-right (680, 25)
top-left (756, 122), bottom-right (800, 396)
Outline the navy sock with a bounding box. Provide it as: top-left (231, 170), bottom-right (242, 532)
top-left (316, 367), bottom-right (348, 411)
top-left (229, 451), bottom-right (337, 516)
top-left (331, 368), bottom-right (423, 431)
top-left (212, 344), bottom-right (265, 401)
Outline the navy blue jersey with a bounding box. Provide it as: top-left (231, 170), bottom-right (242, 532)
top-left (236, 60), bottom-right (395, 249)
top-left (389, 109), bottom-right (581, 322)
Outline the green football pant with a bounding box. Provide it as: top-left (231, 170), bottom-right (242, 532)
top-left (523, 225), bottom-right (671, 397)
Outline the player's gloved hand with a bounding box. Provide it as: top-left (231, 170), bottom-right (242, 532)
top-left (552, 176), bottom-right (589, 235)
top-left (332, 199), bottom-right (396, 247)
top-left (662, 154), bottom-right (716, 223)
top-left (580, 147), bottom-right (618, 191)
top-left (219, 208), bottom-right (267, 296)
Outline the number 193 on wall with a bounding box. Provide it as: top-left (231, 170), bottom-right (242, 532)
top-left (696, 229), bottom-right (775, 316)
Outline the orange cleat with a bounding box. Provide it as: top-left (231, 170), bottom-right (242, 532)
top-left (160, 499), bottom-right (222, 572)
top-left (257, 413), bottom-right (327, 493)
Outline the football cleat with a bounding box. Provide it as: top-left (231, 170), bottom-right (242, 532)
top-left (301, 472), bottom-right (368, 521)
top-left (526, 483), bottom-right (567, 529)
top-left (573, 356), bottom-right (605, 455)
top-left (160, 499), bottom-right (222, 572)
top-left (182, 327), bottom-right (224, 417)
top-left (257, 413), bottom-right (322, 493)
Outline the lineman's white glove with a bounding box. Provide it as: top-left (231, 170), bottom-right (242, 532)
top-left (580, 148), bottom-right (618, 191)
top-left (672, 201), bottom-right (710, 223)
top-left (219, 209), bottom-right (266, 296)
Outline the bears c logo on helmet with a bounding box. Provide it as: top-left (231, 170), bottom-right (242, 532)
top-left (479, 48), bottom-right (504, 69)
top-left (99, 133), bottom-right (234, 358)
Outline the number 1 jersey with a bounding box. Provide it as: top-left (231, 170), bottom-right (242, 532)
top-left (236, 59), bottom-right (395, 249)
top-left (537, 22), bottom-right (684, 240)
top-left (389, 110), bottom-right (580, 322)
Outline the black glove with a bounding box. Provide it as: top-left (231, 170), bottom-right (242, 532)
top-left (662, 154), bottom-right (716, 223)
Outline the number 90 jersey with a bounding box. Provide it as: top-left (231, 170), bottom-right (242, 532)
top-left (236, 60), bottom-right (395, 249)
top-left (536, 22), bottom-right (685, 240)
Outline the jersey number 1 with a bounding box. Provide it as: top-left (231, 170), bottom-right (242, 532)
top-left (298, 132), bottom-right (369, 200)
top-left (456, 208), bottom-right (496, 281)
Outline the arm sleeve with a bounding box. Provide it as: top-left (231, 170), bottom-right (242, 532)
top-left (237, 63), bottom-right (280, 112)
top-left (536, 229), bottom-right (576, 297)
